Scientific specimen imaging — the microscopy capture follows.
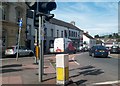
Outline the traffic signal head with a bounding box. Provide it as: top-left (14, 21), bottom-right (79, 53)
top-left (39, 2), bottom-right (56, 13)
top-left (26, 1), bottom-right (57, 13)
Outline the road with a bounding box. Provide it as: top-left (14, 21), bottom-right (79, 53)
top-left (72, 52), bottom-right (119, 85)
top-left (1, 53), bottom-right (119, 85)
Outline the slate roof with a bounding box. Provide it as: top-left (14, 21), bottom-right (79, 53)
top-left (83, 33), bottom-right (94, 39)
top-left (49, 18), bottom-right (83, 31)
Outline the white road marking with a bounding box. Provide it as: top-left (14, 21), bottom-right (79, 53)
top-left (71, 56), bottom-right (80, 65)
top-left (92, 80), bottom-right (120, 85)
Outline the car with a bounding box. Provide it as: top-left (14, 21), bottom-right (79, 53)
top-left (89, 45), bottom-right (108, 57)
top-left (81, 47), bottom-right (89, 52)
top-left (110, 46), bottom-right (120, 54)
top-left (5, 46), bottom-right (34, 57)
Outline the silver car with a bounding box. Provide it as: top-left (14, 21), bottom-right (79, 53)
top-left (5, 46), bottom-right (34, 57)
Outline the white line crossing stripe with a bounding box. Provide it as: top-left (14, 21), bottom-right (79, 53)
top-left (72, 56), bottom-right (80, 65)
top-left (92, 80), bottom-right (120, 85)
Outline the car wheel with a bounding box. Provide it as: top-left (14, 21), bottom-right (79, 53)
top-left (29, 52), bottom-right (34, 56)
top-left (89, 53), bottom-right (91, 56)
top-left (92, 53), bottom-right (95, 57)
top-left (13, 53), bottom-right (17, 58)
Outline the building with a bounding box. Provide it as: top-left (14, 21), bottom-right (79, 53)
top-left (45, 18), bottom-right (83, 53)
top-left (104, 39), bottom-right (118, 48)
top-left (1, 2), bottom-right (27, 49)
top-left (26, 10), bottom-right (83, 53)
top-left (83, 32), bottom-right (96, 49)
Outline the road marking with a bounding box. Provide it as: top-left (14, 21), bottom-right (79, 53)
top-left (71, 56), bottom-right (80, 65)
top-left (92, 80), bottom-right (120, 85)
top-left (0, 56), bottom-right (34, 61)
top-left (0, 58), bottom-right (15, 61)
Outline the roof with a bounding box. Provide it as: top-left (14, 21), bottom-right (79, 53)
top-left (49, 18), bottom-right (83, 31)
top-left (83, 33), bottom-right (94, 39)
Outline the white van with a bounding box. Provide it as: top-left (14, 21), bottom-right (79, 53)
top-left (54, 38), bottom-right (76, 54)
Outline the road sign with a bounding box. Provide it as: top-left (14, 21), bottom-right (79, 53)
top-left (19, 18), bottom-right (22, 28)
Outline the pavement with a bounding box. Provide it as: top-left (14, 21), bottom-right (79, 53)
top-left (1, 53), bottom-right (120, 86)
top-left (109, 54), bottom-right (119, 58)
top-left (1, 54), bottom-right (78, 86)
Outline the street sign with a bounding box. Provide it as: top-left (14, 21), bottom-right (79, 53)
top-left (19, 18), bottom-right (22, 28)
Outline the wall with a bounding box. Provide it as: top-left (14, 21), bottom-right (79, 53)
top-left (2, 2), bottom-right (26, 48)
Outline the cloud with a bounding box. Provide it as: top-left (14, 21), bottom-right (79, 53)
top-left (52, 2), bottom-right (118, 36)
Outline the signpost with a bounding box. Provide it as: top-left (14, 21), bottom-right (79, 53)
top-left (38, 14), bottom-right (44, 82)
top-left (16, 18), bottom-right (22, 61)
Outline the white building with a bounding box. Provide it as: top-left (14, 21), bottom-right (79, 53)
top-left (83, 32), bottom-right (96, 49)
top-left (44, 18), bottom-right (83, 53)
top-left (26, 10), bottom-right (83, 53)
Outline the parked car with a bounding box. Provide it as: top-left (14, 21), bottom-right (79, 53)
top-left (110, 46), bottom-right (120, 54)
top-left (5, 46), bottom-right (34, 57)
top-left (89, 45), bottom-right (108, 57)
top-left (81, 47), bottom-right (89, 52)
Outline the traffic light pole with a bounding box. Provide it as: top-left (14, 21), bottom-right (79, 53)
top-left (38, 14), bottom-right (44, 82)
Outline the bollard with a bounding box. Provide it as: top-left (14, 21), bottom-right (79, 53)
top-left (56, 54), bottom-right (69, 85)
top-left (36, 46), bottom-right (39, 59)
top-left (34, 46), bottom-right (39, 64)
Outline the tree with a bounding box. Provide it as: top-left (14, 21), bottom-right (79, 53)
top-left (94, 34), bottom-right (99, 38)
top-left (108, 34), bottom-right (112, 38)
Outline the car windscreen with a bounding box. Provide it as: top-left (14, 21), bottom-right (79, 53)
top-left (112, 46), bottom-right (119, 48)
top-left (95, 46), bottom-right (106, 49)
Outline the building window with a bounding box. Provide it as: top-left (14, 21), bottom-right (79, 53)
top-left (76, 32), bottom-right (77, 37)
top-left (49, 40), bottom-right (54, 47)
top-left (51, 29), bottom-right (53, 37)
top-left (15, 7), bottom-right (22, 23)
top-left (74, 32), bottom-right (75, 37)
top-left (72, 31), bottom-right (73, 37)
top-left (44, 28), bottom-right (47, 37)
top-left (64, 30), bottom-right (67, 38)
top-left (57, 30), bottom-right (59, 37)
top-left (16, 10), bottom-right (21, 22)
top-left (61, 31), bottom-right (63, 37)
top-left (1, 5), bottom-right (6, 20)
top-left (69, 31), bottom-right (70, 37)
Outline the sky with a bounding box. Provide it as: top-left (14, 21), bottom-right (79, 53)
top-left (51, 0), bottom-right (119, 37)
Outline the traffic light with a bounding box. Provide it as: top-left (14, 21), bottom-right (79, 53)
top-left (26, 1), bottom-right (57, 14)
top-left (34, 11), bottom-right (39, 27)
top-left (26, 1), bottom-right (57, 25)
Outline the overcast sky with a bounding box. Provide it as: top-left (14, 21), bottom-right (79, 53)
top-left (51, 0), bottom-right (119, 36)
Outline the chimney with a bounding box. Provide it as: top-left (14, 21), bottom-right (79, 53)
top-left (86, 31), bottom-right (88, 34)
top-left (70, 21), bottom-right (75, 25)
